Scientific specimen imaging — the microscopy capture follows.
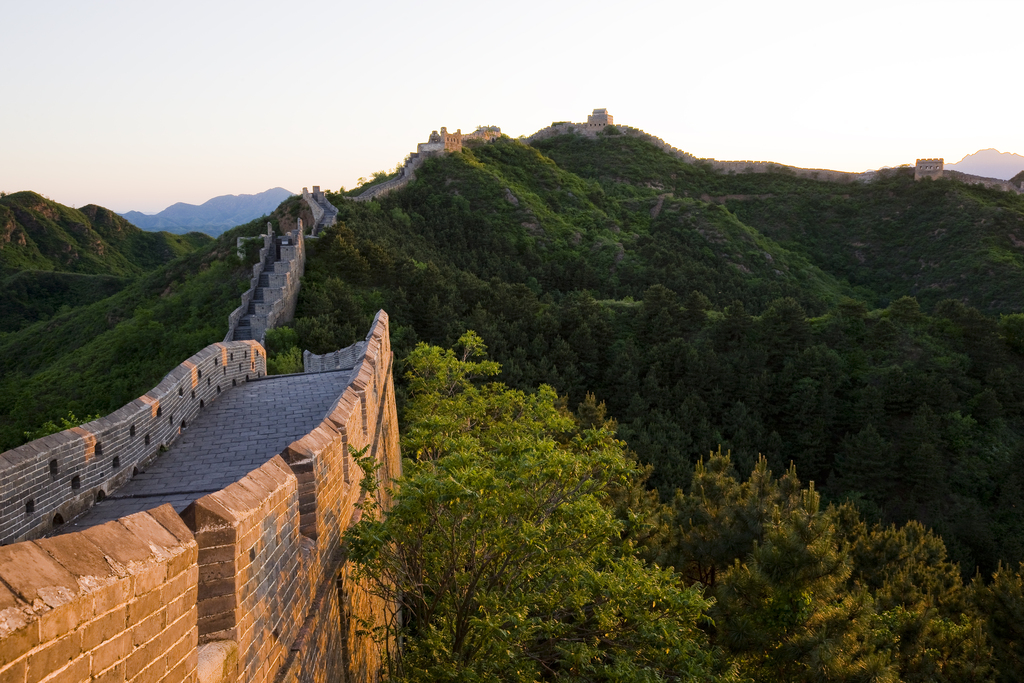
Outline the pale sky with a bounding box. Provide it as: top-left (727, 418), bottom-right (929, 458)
top-left (1, 0), bottom-right (1021, 213)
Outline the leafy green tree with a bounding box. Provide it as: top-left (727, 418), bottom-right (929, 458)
top-left (347, 333), bottom-right (734, 682)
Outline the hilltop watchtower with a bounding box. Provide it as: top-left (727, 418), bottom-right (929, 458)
top-left (915, 158), bottom-right (944, 181)
top-left (584, 108), bottom-right (614, 132)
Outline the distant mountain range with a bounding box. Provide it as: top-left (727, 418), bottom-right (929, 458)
top-left (121, 187), bottom-right (295, 236)
top-left (945, 148), bottom-right (1024, 180)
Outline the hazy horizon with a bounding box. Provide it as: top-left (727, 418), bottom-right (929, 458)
top-left (2, 0), bottom-right (1021, 213)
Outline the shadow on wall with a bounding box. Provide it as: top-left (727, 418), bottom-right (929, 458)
top-left (0, 311), bottom-right (401, 683)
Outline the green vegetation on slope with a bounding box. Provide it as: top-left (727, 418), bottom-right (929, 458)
top-left (348, 334), bottom-right (734, 683)
top-left (278, 136), bottom-right (1024, 580)
top-left (0, 218), bottom-right (269, 450)
top-left (354, 336), bottom-right (1024, 682)
top-left (0, 270), bottom-right (129, 333)
top-left (536, 134), bottom-right (1024, 314)
top-left (0, 191), bottom-right (210, 277)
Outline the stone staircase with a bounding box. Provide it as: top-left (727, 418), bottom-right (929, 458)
top-left (231, 232), bottom-right (304, 342)
top-left (301, 186), bottom-right (338, 236)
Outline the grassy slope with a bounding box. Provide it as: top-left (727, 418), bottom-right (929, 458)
top-left (0, 219), bottom-right (268, 451)
top-left (0, 192), bottom-right (210, 277)
top-left (536, 133), bottom-right (1024, 314)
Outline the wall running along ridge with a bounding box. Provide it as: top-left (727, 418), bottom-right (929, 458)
top-left (0, 341), bottom-right (266, 545)
top-left (227, 223), bottom-right (306, 345)
top-left (300, 187), bottom-right (338, 236)
top-left (352, 126), bottom-right (502, 202)
top-left (0, 311), bottom-right (399, 683)
top-left (524, 119), bottom-right (878, 184)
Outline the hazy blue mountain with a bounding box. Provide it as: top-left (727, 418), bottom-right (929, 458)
top-left (945, 148), bottom-right (1024, 180)
top-left (121, 187), bottom-right (294, 235)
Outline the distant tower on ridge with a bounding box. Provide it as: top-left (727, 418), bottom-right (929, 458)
top-left (915, 158), bottom-right (944, 181)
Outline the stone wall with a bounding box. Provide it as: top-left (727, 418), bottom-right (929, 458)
top-left (915, 158), bottom-right (944, 181)
top-left (303, 342), bottom-right (367, 374)
top-left (227, 224), bottom-right (306, 345)
top-left (522, 112), bottom-right (875, 185)
top-left (0, 312), bottom-right (399, 683)
top-left (226, 226), bottom-right (276, 343)
top-left (0, 341), bottom-right (266, 545)
top-left (943, 169), bottom-right (1023, 194)
top-left (0, 505), bottom-right (199, 683)
top-left (353, 126), bottom-right (502, 203)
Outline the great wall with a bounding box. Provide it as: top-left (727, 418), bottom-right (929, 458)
top-left (0, 199), bottom-right (400, 683)
top-left (3, 106), bottom-right (1024, 683)
top-left (342, 109), bottom-right (1024, 203)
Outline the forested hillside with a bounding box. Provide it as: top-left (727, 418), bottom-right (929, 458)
top-left (272, 134), bottom-right (1024, 581)
top-left (0, 191), bottom-right (212, 334)
top-left (0, 213), bottom-right (269, 450)
top-left (0, 191), bottom-right (209, 276)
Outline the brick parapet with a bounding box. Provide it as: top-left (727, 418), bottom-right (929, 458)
top-left (522, 116), bottom-right (875, 185)
top-left (0, 341), bottom-right (267, 545)
top-left (226, 226), bottom-right (276, 343)
top-left (0, 312), bottom-right (398, 683)
top-left (0, 504), bottom-right (199, 683)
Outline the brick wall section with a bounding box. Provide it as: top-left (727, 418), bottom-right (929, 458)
top-left (0, 341), bottom-right (267, 545)
top-left (0, 312), bottom-right (399, 683)
top-left (0, 504), bottom-right (199, 683)
top-left (275, 310), bottom-right (399, 683)
top-left (226, 226), bottom-right (276, 343)
top-left (180, 456), bottom-right (309, 683)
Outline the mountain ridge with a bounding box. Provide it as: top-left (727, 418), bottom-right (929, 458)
top-left (121, 187), bottom-right (294, 235)
top-left (946, 148), bottom-right (1024, 180)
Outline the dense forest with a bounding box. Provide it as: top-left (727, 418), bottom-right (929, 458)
top-left (272, 133), bottom-right (1024, 580)
top-left (6, 130), bottom-right (1024, 680)
top-left (261, 132), bottom-right (1024, 680)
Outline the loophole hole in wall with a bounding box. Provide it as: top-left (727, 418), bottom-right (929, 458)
top-left (215, 356), bottom-right (219, 366)
top-left (95, 442), bottom-right (103, 456)
top-left (144, 434), bottom-right (150, 446)
top-left (191, 390), bottom-right (195, 400)
top-left (95, 490), bottom-right (105, 504)
top-left (244, 350), bottom-right (248, 359)
top-left (132, 467), bottom-right (139, 477)
top-left (230, 352), bottom-right (234, 361)
top-left (49, 459), bottom-right (59, 479)
top-left (130, 424), bottom-right (136, 437)
top-left (216, 386), bottom-right (221, 394)
top-left (238, 363), bottom-right (242, 371)
top-left (179, 387), bottom-right (183, 397)
top-left (249, 548), bottom-right (255, 562)
top-left (52, 513), bottom-right (64, 527)
top-left (199, 399), bottom-right (204, 409)
top-left (157, 406), bottom-right (163, 417)
top-left (169, 415), bottom-right (174, 426)
top-left (223, 367), bottom-right (227, 376)
top-left (232, 379), bottom-right (237, 387)
top-left (71, 475), bottom-right (81, 490)
top-left (207, 377), bottom-right (210, 386)
top-left (246, 374), bottom-right (250, 381)
top-left (25, 499), bottom-right (34, 515)
top-left (180, 420), bottom-right (187, 430)
top-left (197, 369), bottom-right (202, 380)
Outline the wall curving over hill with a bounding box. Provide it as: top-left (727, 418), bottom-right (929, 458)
top-left (0, 311), bottom-right (400, 683)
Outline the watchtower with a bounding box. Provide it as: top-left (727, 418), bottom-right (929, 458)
top-left (587, 108), bottom-right (613, 126)
top-left (915, 158), bottom-right (944, 181)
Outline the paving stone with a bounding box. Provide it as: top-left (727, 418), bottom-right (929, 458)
top-left (56, 370), bottom-right (352, 532)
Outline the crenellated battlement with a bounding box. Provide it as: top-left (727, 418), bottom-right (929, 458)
top-left (0, 313), bottom-right (399, 683)
top-left (352, 125), bottom-right (502, 202)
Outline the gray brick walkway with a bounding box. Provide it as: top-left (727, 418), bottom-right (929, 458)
top-left (56, 369), bottom-right (354, 532)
